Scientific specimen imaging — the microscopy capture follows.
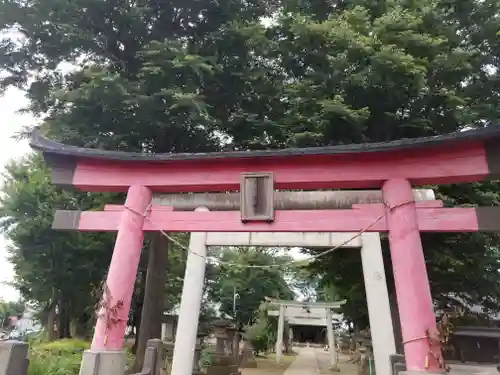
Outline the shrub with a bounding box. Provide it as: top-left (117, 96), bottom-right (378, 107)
top-left (36, 339), bottom-right (90, 354)
top-left (28, 339), bottom-right (90, 375)
top-left (28, 350), bottom-right (81, 375)
top-left (199, 347), bottom-right (213, 368)
top-left (245, 321), bottom-right (271, 356)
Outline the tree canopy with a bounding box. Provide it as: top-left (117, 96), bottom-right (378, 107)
top-left (208, 247), bottom-right (295, 325)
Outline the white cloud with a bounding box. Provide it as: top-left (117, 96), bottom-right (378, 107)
top-left (0, 87), bottom-right (33, 301)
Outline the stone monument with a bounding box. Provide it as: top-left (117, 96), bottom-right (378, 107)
top-left (206, 320), bottom-right (240, 375)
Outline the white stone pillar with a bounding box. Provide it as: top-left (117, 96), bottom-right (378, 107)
top-left (326, 308), bottom-right (339, 370)
top-left (171, 207), bottom-right (208, 375)
top-left (275, 304), bottom-right (285, 364)
top-left (361, 233), bottom-right (397, 375)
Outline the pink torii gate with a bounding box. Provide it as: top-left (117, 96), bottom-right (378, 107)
top-left (30, 126), bottom-right (500, 375)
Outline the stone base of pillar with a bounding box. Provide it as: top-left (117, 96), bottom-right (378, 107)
top-left (329, 365), bottom-right (340, 372)
top-left (79, 350), bottom-right (126, 375)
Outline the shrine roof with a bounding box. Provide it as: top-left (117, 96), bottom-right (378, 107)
top-left (30, 125), bottom-right (500, 163)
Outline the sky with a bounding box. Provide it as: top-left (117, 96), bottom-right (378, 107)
top-left (0, 86), bottom-right (33, 301)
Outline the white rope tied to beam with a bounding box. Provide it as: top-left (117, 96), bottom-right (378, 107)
top-left (123, 200), bottom-right (413, 269)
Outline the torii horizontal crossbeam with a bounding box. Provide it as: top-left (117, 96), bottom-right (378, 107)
top-left (151, 189), bottom-right (435, 211)
top-left (264, 298), bottom-right (346, 308)
top-left (30, 127), bottom-right (500, 192)
top-left (52, 204), bottom-right (500, 232)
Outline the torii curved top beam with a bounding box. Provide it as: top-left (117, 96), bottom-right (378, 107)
top-left (30, 126), bottom-right (500, 192)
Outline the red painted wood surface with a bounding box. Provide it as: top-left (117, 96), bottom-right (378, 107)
top-left (383, 179), bottom-right (441, 372)
top-left (65, 206), bottom-right (482, 232)
top-left (91, 185), bottom-right (152, 351)
top-left (70, 141), bottom-right (488, 192)
top-left (103, 200), bottom-right (444, 213)
top-left (103, 204), bottom-right (173, 211)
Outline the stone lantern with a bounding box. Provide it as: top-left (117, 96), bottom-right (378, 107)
top-left (162, 314), bottom-right (177, 365)
top-left (193, 331), bottom-right (208, 375)
top-left (207, 320), bottom-right (240, 375)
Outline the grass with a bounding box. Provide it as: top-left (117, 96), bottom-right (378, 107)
top-left (25, 338), bottom-right (296, 375)
top-left (25, 337), bottom-right (138, 375)
top-left (28, 339), bottom-right (87, 375)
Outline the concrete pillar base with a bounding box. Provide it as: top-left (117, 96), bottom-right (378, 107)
top-left (329, 365), bottom-right (341, 372)
top-left (79, 350), bottom-right (126, 375)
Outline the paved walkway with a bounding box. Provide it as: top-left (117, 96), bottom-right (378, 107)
top-left (283, 347), bottom-right (319, 375)
top-left (283, 348), bottom-right (500, 375)
top-left (283, 347), bottom-right (358, 375)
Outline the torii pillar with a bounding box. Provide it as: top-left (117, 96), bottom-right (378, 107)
top-left (325, 308), bottom-right (339, 371)
top-left (275, 304), bottom-right (285, 364)
top-left (383, 179), bottom-right (441, 374)
top-left (81, 185), bottom-right (152, 375)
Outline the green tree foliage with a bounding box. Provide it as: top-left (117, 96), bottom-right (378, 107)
top-left (208, 248), bottom-right (294, 325)
top-left (0, 155), bottom-right (193, 341)
top-left (245, 319), bottom-right (271, 356)
top-left (244, 301), bottom-right (293, 355)
top-left (0, 299), bottom-right (25, 328)
top-left (0, 154), bottom-right (116, 337)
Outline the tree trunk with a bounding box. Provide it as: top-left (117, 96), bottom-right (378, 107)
top-left (58, 297), bottom-right (71, 339)
top-left (74, 312), bottom-right (91, 338)
top-left (46, 303), bottom-right (57, 341)
top-left (131, 313), bottom-right (140, 354)
top-left (131, 274), bottom-right (146, 355)
top-left (133, 234), bottom-right (170, 371)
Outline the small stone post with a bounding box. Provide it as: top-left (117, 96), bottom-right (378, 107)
top-left (193, 332), bottom-right (207, 375)
top-left (162, 316), bottom-right (176, 368)
top-left (0, 341), bottom-right (29, 375)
